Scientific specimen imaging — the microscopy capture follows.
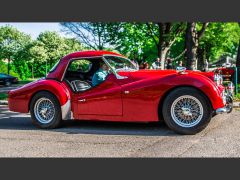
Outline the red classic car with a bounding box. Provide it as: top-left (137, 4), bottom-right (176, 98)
top-left (8, 51), bottom-right (233, 134)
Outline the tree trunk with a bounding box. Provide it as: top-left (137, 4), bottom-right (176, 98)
top-left (32, 64), bottom-right (34, 79)
top-left (7, 56), bottom-right (11, 75)
top-left (161, 48), bottom-right (169, 69)
top-left (185, 23), bottom-right (197, 70)
top-left (197, 47), bottom-right (205, 71)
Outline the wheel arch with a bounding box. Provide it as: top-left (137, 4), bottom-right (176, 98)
top-left (158, 85), bottom-right (213, 121)
top-left (28, 81), bottom-right (72, 120)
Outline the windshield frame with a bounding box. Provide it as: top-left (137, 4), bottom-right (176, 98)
top-left (102, 54), bottom-right (138, 79)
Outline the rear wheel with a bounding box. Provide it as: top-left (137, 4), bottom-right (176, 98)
top-left (162, 87), bottom-right (212, 135)
top-left (30, 91), bottom-right (62, 129)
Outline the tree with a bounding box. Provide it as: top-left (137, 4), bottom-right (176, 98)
top-left (197, 23), bottom-right (240, 70)
top-left (236, 23), bottom-right (240, 68)
top-left (145, 23), bottom-right (186, 69)
top-left (185, 22), bottom-right (209, 70)
top-left (105, 22), bottom-right (186, 68)
top-left (28, 42), bottom-right (48, 78)
top-left (37, 31), bottom-right (68, 69)
top-left (105, 23), bottom-right (150, 61)
top-left (0, 25), bottom-right (31, 74)
top-left (63, 37), bottom-right (84, 54)
top-left (60, 22), bottom-right (109, 50)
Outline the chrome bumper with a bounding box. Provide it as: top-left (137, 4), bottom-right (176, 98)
top-left (216, 107), bottom-right (227, 114)
top-left (216, 92), bottom-right (233, 115)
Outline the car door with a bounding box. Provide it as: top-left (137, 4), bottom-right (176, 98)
top-left (75, 74), bottom-right (122, 116)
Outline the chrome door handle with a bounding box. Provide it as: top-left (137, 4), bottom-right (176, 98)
top-left (124, 91), bottom-right (130, 94)
top-left (79, 99), bottom-right (86, 102)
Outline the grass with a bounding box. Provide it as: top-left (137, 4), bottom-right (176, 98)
top-left (233, 84), bottom-right (240, 101)
top-left (0, 93), bottom-right (8, 100)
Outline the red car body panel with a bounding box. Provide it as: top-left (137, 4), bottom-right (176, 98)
top-left (8, 79), bottom-right (70, 113)
top-left (8, 50), bottom-right (226, 123)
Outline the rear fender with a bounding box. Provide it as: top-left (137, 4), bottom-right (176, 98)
top-left (8, 79), bottom-right (72, 120)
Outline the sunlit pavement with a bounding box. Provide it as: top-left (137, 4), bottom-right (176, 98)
top-left (0, 105), bottom-right (239, 157)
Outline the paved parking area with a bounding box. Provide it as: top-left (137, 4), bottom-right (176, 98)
top-left (0, 105), bottom-right (240, 157)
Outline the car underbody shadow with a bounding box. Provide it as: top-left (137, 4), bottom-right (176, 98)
top-left (0, 110), bottom-right (178, 136)
top-left (57, 120), bottom-right (177, 136)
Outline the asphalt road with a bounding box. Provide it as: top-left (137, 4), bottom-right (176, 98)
top-left (0, 105), bottom-right (240, 157)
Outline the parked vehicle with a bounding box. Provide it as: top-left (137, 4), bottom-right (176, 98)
top-left (0, 73), bottom-right (18, 86)
top-left (8, 51), bottom-right (233, 134)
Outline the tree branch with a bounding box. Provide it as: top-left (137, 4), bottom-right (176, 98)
top-left (198, 22), bottom-right (209, 39)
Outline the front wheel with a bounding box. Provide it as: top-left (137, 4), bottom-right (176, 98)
top-left (30, 91), bottom-right (62, 129)
top-left (162, 87), bottom-right (212, 135)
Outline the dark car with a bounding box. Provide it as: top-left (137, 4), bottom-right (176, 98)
top-left (0, 73), bottom-right (18, 86)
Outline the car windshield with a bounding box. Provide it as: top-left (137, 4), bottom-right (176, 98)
top-left (103, 55), bottom-right (138, 72)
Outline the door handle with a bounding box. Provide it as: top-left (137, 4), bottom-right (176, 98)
top-left (124, 91), bottom-right (130, 94)
top-left (79, 99), bottom-right (86, 102)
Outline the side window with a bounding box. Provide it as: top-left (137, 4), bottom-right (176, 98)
top-left (65, 59), bottom-right (93, 92)
top-left (68, 59), bottom-right (92, 73)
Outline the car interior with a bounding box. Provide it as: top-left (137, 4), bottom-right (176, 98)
top-left (64, 58), bottom-right (105, 92)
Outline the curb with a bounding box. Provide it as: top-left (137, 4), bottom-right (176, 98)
top-left (0, 100), bottom-right (8, 105)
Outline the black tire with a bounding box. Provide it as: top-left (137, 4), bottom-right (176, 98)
top-left (162, 87), bottom-right (212, 135)
top-left (30, 91), bottom-right (62, 129)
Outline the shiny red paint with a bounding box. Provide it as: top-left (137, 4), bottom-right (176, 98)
top-left (8, 79), bottom-right (70, 113)
top-left (8, 50), bottom-right (226, 123)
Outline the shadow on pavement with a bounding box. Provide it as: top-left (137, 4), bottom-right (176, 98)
top-left (0, 114), bottom-right (177, 136)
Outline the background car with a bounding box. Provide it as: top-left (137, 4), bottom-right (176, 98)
top-left (8, 51), bottom-right (232, 135)
top-left (0, 73), bottom-right (18, 86)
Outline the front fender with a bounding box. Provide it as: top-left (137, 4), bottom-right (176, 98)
top-left (8, 79), bottom-right (71, 118)
top-left (124, 73), bottom-right (224, 111)
top-left (156, 73), bottom-right (224, 110)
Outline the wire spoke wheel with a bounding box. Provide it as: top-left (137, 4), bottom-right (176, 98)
top-left (170, 95), bottom-right (203, 128)
top-left (34, 97), bottom-right (55, 124)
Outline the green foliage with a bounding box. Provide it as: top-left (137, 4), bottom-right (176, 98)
top-left (0, 60), bottom-right (21, 78)
top-left (1, 22), bottom-right (240, 80)
top-left (0, 25), bottom-right (31, 60)
top-left (0, 93), bottom-right (8, 100)
top-left (200, 22), bottom-right (240, 61)
top-left (68, 60), bottom-right (92, 72)
top-left (0, 27), bottom-right (83, 79)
